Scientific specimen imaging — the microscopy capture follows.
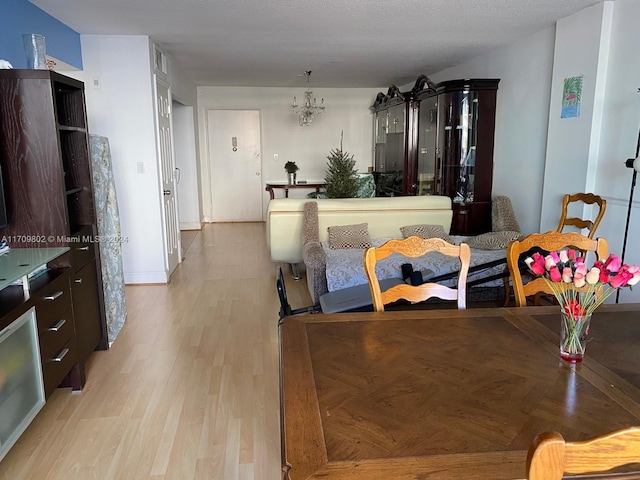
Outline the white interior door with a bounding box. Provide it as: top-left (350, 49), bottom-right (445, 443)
top-left (155, 76), bottom-right (181, 276)
top-left (208, 110), bottom-right (262, 221)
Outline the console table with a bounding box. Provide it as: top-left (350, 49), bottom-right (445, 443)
top-left (265, 181), bottom-right (326, 199)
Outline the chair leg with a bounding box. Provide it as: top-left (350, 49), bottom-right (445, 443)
top-left (503, 269), bottom-right (511, 307)
top-left (290, 263), bottom-right (301, 280)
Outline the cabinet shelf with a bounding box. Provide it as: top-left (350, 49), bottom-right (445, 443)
top-left (65, 187), bottom-right (83, 195)
top-left (58, 125), bottom-right (86, 133)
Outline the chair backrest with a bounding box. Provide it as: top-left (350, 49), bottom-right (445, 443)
top-left (363, 236), bottom-right (471, 311)
top-left (527, 427), bottom-right (640, 480)
top-left (556, 193), bottom-right (607, 239)
top-left (506, 231), bottom-right (608, 307)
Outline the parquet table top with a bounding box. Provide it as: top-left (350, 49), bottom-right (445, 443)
top-left (279, 304), bottom-right (640, 480)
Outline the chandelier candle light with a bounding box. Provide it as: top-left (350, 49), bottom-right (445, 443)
top-left (292, 71), bottom-right (324, 126)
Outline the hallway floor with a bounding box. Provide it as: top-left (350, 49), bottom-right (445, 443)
top-left (0, 222), bottom-right (305, 480)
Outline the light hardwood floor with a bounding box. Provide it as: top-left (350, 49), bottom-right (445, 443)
top-left (0, 222), bottom-right (310, 480)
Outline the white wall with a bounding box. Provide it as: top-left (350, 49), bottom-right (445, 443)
top-left (594, 0), bottom-right (640, 303)
top-left (173, 102), bottom-right (201, 229)
top-left (540, 2), bottom-right (612, 232)
top-left (196, 86), bottom-right (381, 220)
top-left (77, 35), bottom-right (167, 284)
top-left (74, 35), bottom-right (200, 283)
top-left (417, 27), bottom-right (556, 235)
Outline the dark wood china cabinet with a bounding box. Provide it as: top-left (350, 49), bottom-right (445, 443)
top-left (373, 76), bottom-right (499, 235)
top-left (416, 79), bottom-right (500, 235)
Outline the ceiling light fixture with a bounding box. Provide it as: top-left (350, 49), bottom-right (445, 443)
top-left (291, 71), bottom-right (324, 126)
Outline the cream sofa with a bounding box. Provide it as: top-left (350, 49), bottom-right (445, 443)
top-left (266, 196), bottom-right (454, 297)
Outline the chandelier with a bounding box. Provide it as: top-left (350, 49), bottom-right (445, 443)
top-left (291, 71), bottom-right (325, 126)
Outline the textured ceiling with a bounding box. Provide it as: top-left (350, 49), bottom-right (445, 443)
top-left (31, 0), bottom-right (605, 88)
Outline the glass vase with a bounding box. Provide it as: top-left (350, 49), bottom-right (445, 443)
top-left (22, 34), bottom-right (48, 70)
top-left (560, 311), bottom-right (591, 363)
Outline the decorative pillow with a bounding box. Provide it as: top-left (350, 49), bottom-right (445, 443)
top-left (466, 230), bottom-right (522, 250)
top-left (400, 224), bottom-right (452, 243)
top-left (327, 223), bottom-right (372, 249)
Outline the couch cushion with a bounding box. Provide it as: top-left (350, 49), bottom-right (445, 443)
top-left (400, 224), bottom-right (452, 243)
top-left (466, 230), bottom-right (522, 249)
top-left (328, 223), bottom-right (372, 249)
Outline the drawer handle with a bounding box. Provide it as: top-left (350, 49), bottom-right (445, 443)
top-left (47, 318), bottom-right (66, 332)
top-left (51, 347), bottom-right (70, 362)
top-left (77, 246), bottom-right (90, 251)
top-left (44, 291), bottom-right (64, 301)
top-left (74, 278), bottom-right (82, 284)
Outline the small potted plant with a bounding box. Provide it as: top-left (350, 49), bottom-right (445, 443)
top-left (284, 161), bottom-right (299, 185)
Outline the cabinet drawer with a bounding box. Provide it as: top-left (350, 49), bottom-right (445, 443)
top-left (69, 237), bottom-right (95, 268)
top-left (34, 274), bottom-right (72, 331)
top-left (71, 262), bottom-right (102, 364)
top-left (38, 308), bottom-right (74, 362)
top-left (41, 338), bottom-right (78, 398)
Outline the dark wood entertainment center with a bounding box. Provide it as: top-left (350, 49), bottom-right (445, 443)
top-left (0, 70), bottom-right (107, 397)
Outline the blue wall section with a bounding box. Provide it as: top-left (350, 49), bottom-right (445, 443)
top-left (0, 0), bottom-right (82, 69)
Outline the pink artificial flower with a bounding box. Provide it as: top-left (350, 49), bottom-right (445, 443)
top-left (573, 263), bottom-right (587, 288)
top-left (610, 270), bottom-right (633, 288)
top-left (545, 255), bottom-right (557, 271)
top-left (593, 261), bottom-right (609, 282)
top-left (604, 254), bottom-right (622, 273)
top-left (627, 265), bottom-right (640, 286)
top-left (568, 250), bottom-right (577, 261)
top-left (561, 267), bottom-right (573, 283)
top-left (549, 265), bottom-right (562, 282)
top-left (525, 257), bottom-right (546, 276)
top-left (559, 250), bottom-right (569, 263)
top-left (585, 267), bottom-right (600, 285)
top-left (550, 251), bottom-right (560, 263)
top-left (530, 253), bottom-right (547, 275)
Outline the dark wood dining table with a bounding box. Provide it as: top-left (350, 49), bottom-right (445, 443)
top-left (279, 303), bottom-right (640, 480)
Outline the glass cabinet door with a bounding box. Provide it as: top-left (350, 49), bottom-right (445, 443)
top-left (417, 95), bottom-right (437, 195)
top-left (374, 110), bottom-right (388, 172)
top-left (384, 103), bottom-right (405, 174)
top-left (439, 89), bottom-right (478, 203)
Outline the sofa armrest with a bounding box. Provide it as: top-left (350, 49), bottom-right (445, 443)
top-left (302, 241), bottom-right (326, 269)
top-left (303, 241), bottom-right (328, 304)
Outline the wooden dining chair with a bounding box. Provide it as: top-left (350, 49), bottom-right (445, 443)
top-left (506, 231), bottom-right (608, 307)
top-left (363, 236), bottom-right (471, 311)
top-left (557, 193), bottom-right (607, 239)
top-left (526, 427), bottom-right (640, 480)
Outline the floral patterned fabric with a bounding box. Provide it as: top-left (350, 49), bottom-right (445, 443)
top-left (90, 135), bottom-right (127, 346)
top-left (323, 237), bottom-right (507, 292)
